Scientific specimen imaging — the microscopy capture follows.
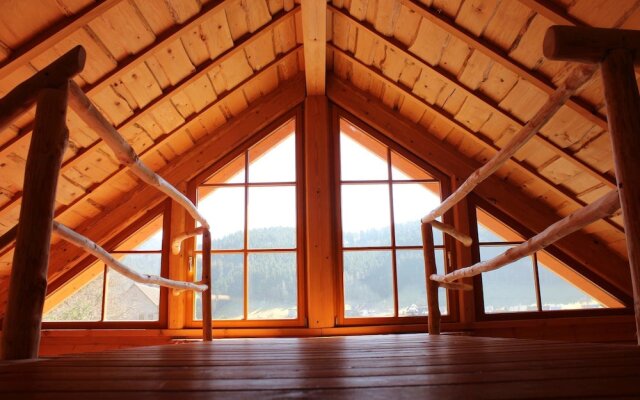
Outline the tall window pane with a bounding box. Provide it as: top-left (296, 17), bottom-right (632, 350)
top-left (343, 250), bottom-right (394, 318)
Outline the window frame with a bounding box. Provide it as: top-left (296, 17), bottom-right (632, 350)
top-left (42, 202), bottom-right (171, 329)
top-left (185, 108), bottom-right (307, 329)
top-left (333, 109), bottom-right (459, 326)
top-left (469, 195), bottom-right (632, 321)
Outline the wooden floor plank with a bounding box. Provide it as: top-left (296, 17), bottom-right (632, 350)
top-left (0, 334), bottom-right (638, 398)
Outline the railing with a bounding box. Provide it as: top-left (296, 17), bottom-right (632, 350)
top-left (0, 46), bottom-right (212, 360)
top-left (421, 25), bottom-right (640, 343)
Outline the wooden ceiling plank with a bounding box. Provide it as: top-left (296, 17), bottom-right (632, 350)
top-left (0, 8), bottom-right (300, 234)
top-left (399, 0), bottom-right (608, 131)
top-left (0, 0), bottom-right (124, 79)
top-left (328, 6), bottom-right (616, 192)
top-left (329, 45), bottom-right (623, 236)
top-left (327, 75), bottom-right (631, 298)
top-left (516, 0), bottom-right (580, 26)
top-left (301, 0), bottom-right (327, 94)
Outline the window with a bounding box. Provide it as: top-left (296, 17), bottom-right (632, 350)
top-left (43, 211), bottom-right (166, 323)
top-left (338, 118), bottom-right (448, 321)
top-left (192, 118), bottom-right (302, 323)
top-left (475, 207), bottom-right (624, 314)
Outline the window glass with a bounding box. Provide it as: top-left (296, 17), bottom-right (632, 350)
top-left (340, 126), bottom-right (388, 181)
top-left (538, 259), bottom-right (602, 310)
top-left (248, 126), bottom-right (296, 183)
top-left (343, 250), bottom-right (394, 318)
top-left (197, 186), bottom-right (244, 250)
top-left (248, 252), bottom-right (297, 319)
top-left (393, 183), bottom-right (443, 246)
top-left (341, 184), bottom-right (391, 247)
top-left (43, 270), bottom-right (104, 322)
top-left (248, 186), bottom-right (296, 249)
top-left (481, 246), bottom-right (537, 313)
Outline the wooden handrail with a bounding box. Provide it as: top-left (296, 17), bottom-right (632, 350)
top-left (431, 190), bottom-right (621, 284)
top-left (67, 81), bottom-right (210, 230)
top-left (53, 221), bottom-right (207, 292)
top-left (0, 46), bottom-right (85, 132)
top-left (421, 222), bottom-right (440, 335)
top-left (202, 229), bottom-right (213, 341)
top-left (421, 63), bottom-right (598, 225)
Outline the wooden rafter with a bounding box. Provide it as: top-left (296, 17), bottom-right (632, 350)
top-left (399, 0), bottom-right (608, 130)
top-left (0, 0), bottom-right (124, 79)
top-left (0, 8), bottom-right (300, 239)
top-left (516, 0), bottom-right (582, 25)
top-left (301, 0), bottom-right (327, 94)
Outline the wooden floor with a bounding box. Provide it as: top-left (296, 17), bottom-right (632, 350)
top-left (1, 334), bottom-right (640, 399)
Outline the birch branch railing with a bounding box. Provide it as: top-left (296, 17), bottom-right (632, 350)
top-left (1, 45), bottom-right (213, 360)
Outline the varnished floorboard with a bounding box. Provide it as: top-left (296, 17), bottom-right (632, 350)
top-left (1, 334), bottom-right (639, 399)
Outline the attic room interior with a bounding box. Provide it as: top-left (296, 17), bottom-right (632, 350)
top-left (0, 0), bottom-right (639, 397)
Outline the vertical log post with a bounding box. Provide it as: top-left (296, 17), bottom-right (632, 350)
top-left (544, 26), bottom-right (640, 345)
top-left (1, 84), bottom-right (70, 359)
top-left (600, 49), bottom-right (640, 345)
top-left (421, 222), bottom-right (440, 335)
top-left (202, 229), bottom-right (213, 341)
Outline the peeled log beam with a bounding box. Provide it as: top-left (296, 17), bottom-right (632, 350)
top-left (437, 281), bottom-right (473, 291)
top-left (421, 63), bottom-right (597, 224)
top-left (67, 81), bottom-right (209, 230)
top-left (172, 227), bottom-right (205, 255)
top-left (600, 49), bottom-right (640, 345)
top-left (53, 221), bottom-right (207, 292)
top-left (431, 220), bottom-right (473, 247)
top-left (544, 26), bottom-right (640, 65)
top-left (0, 46), bottom-right (85, 132)
top-left (431, 190), bottom-right (621, 284)
top-left (1, 87), bottom-right (69, 360)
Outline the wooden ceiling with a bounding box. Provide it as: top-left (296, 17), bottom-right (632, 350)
top-left (0, 0), bottom-right (638, 312)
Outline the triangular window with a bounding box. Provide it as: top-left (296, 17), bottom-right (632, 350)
top-left (43, 212), bottom-right (165, 322)
top-left (476, 207), bottom-right (624, 314)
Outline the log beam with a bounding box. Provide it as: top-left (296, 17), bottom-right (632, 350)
top-left (544, 25), bottom-right (640, 344)
top-left (1, 85), bottom-right (69, 360)
top-left (544, 26), bottom-right (640, 65)
top-left (0, 45), bottom-right (85, 132)
top-left (301, 0), bottom-right (326, 94)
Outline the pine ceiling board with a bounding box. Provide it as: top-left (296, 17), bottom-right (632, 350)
top-left (567, 0), bottom-right (638, 27)
top-left (274, 17), bottom-right (297, 54)
top-left (182, 74), bottom-right (218, 114)
top-left (397, 92), bottom-right (425, 123)
top-left (56, 0), bottom-right (95, 14)
top-left (477, 62), bottom-right (519, 102)
top-left (218, 87), bottom-right (250, 118)
top-left (164, 0), bottom-right (202, 24)
top-left (517, 142), bottom-right (557, 170)
top-left (507, 14), bottom-right (552, 70)
top-left (392, 4), bottom-right (421, 46)
top-left (377, 44), bottom-right (406, 82)
top-left (432, 0), bottom-right (462, 18)
top-left (109, 78), bottom-right (139, 112)
top-left (457, 50), bottom-right (492, 90)
top-left (381, 81), bottom-right (403, 110)
top-left (218, 50), bottom-right (255, 90)
top-left (246, 0), bottom-right (273, 32)
top-left (119, 63), bottom-right (164, 110)
top-left (150, 101), bottom-right (186, 134)
top-left (398, 59), bottom-right (421, 88)
top-left (243, 67), bottom-right (279, 103)
top-left (156, 141), bottom-right (179, 164)
top-left (573, 134), bottom-right (614, 175)
top-left (132, 114), bottom-right (165, 140)
top-left (224, 0), bottom-right (251, 40)
top-left (498, 79), bottom-right (548, 123)
top-left (132, 0), bottom-right (176, 35)
top-left (454, 95), bottom-right (493, 132)
top-left (348, 0), bottom-right (368, 20)
top-left (200, 10), bottom-right (234, 61)
top-left (411, 67), bottom-right (447, 105)
top-left (482, 0), bottom-right (533, 50)
top-left (0, 0), bottom-right (65, 50)
top-left (166, 129), bottom-right (196, 157)
top-left (268, 0), bottom-right (285, 14)
top-left (144, 56), bottom-right (172, 90)
top-left (0, 125), bottom-right (18, 149)
top-left (29, 27), bottom-right (117, 85)
top-left (90, 86), bottom-right (134, 126)
top-left (436, 85), bottom-right (466, 116)
top-left (374, 0), bottom-right (402, 37)
top-left (171, 91), bottom-right (196, 120)
top-left (0, 63), bottom-right (36, 97)
top-left (477, 112), bottom-right (513, 142)
top-left (540, 106), bottom-right (600, 150)
top-left (561, 171), bottom-right (604, 198)
top-left (87, 1), bottom-right (156, 60)
top-left (454, 0), bottom-right (500, 37)
top-left (295, 6), bottom-right (305, 44)
top-left (353, 26), bottom-right (378, 65)
top-left (244, 30), bottom-right (277, 71)
top-left (196, 106), bottom-right (227, 138)
top-left (120, 125), bottom-right (155, 154)
top-left (152, 39), bottom-right (196, 86)
top-left (407, 18), bottom-right (447, 66)
top-left (438, 35), bottom-right (471, 76)
top-left (568, 125), bottom-right (605, 154)
top-left (180, 26), bottom-right (211, 67)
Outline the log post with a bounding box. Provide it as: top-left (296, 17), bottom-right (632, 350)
top-left (600, 49), bottom-right (640, 345)
top-left (202, 229), bottom-right (213, 341)
top-left (1, 85), bottom-right (69, 360)
top-left (421, 223), bottom-right (440, 335)
top-left (544, 26), bottom-right (640, 345)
